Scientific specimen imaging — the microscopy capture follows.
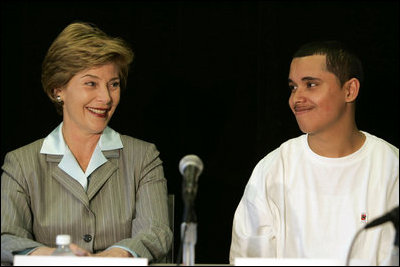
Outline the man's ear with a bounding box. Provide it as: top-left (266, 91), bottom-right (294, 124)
top-left (344, 78), bottom-right (360, 103)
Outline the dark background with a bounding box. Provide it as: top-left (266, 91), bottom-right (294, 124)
top-left (1, 1), bottom-right (398, 263)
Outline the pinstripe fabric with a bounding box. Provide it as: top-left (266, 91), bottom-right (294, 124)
top-left (1, 135), bottom-right (172, 264)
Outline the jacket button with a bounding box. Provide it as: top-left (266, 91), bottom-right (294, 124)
top-left (83, 234), bottom-right (92, 242)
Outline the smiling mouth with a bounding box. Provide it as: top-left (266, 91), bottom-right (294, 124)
top-left (294, 106), bottom-right (313, 115)
top-left (87, 107), bottom-right (109, 117)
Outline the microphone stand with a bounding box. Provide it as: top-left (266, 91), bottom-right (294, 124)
top-left (181, 196), bottom-right (197, 266)
top-left (345, 209), bottom-right (399, 266)
top-left (391, 224), bottom-right (399, 266)
top-left (181, 222), bottom-right (197, 266)
top-left (178, 158), bottom-right (203, 266)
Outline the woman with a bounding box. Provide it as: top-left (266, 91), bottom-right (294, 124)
top-left (1, 22), bottom-right (172, 264)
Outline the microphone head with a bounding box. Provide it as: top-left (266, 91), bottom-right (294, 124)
top-left (179, 154), bottom-right (204, 175)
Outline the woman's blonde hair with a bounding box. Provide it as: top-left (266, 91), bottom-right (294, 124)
top-left (41, 22), bottom-right (134, 115)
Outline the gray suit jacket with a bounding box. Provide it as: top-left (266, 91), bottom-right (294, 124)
top-left (1, 135), bottom-right (172, 264)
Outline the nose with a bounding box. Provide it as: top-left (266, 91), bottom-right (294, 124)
top-left (290, 87), bottom-right (306, 106)
top-left (97, 84), bottom-right (112, 105)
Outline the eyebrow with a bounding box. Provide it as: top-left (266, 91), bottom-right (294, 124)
top-left (81, 74), bottom-right (120, 81)
top-left (288, 77), bottom-right (322, 83)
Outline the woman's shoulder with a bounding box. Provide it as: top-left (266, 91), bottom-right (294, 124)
top-left (2, 139), bottom-right (45, 172)
top-left (119, 135), bottom-right (160, 155)
top-left (119, 135), bottom-right (154, 148)
top-left (6, 139), bottom-right (45, 157)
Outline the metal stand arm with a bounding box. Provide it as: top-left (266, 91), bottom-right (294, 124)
top-left (181, 222), bottom-right (197, 266)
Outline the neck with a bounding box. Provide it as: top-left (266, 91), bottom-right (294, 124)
top-left (307, 122), bottom-right (365, 158)
top-left (61, 121), bottom-right (102, 172)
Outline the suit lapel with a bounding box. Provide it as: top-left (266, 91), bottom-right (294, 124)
top-left (51, 163), bottom-right (90, 208)
top-left (87, 150), bottom-right (119, 201)
top-left (46, 150), bottom-right (120, 204)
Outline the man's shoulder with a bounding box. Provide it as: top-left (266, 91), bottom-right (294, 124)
top-left (363, 131), bottom-right (399, 158)
top-left (255, 135), bottom-right (305, 170)
top-left (279, 134), bottom-right (305, 149)
top-left (261, 135), bottom-right (305, 159)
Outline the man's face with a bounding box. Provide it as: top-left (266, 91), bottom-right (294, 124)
top-left (288, 55), bottom-right (348, 136)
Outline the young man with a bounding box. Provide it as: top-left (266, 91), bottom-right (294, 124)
top-left (229, 41), bottom-right (398, 265)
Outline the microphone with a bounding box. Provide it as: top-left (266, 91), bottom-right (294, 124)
top-left (179, 154), bottom-right (203, 222)
top-left (346, 206), bottom-right (399, 265)
top-left (365, 206), bottom-right (399, 229)
top-left (179, 154), bottom-right (203, 200)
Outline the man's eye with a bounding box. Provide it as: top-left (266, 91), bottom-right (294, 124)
top-left (289, 85), bottom-right (297, 91)
top-left (307, 82), bottom-right (317, 88)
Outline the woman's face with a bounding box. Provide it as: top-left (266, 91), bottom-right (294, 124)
top-left (57, 62), bottom-right (121, 135)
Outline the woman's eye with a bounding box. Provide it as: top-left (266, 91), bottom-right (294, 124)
top-left (85, 81), bottom-right (96, 86)
top-left (111, 82), bottom-right (120, 88)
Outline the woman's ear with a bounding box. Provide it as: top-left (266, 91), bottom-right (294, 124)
top-left (53, 88), bottom-right (63, 102)
top-left (344, 78), bottom-right (360, 103)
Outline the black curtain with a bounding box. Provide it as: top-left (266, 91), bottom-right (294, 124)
top-left (1, 1), bottom-right (398, 263)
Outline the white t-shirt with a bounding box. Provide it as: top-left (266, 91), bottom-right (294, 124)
top-left (230, 131), bottom-right (399, 265)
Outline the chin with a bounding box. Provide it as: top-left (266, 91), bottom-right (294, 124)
top-left (296, 122), bottom-right (308, 133)
top-left (297, 124), bottom-right (314, 134)
top-left (89, 124), bottom-right (108, 134)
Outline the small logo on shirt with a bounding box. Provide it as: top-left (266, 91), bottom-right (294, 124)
top-left (361, 212), bottom-right (367, 224)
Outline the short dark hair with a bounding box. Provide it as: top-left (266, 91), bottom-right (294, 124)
top-left (293, 41), bottom-right (364, 87)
